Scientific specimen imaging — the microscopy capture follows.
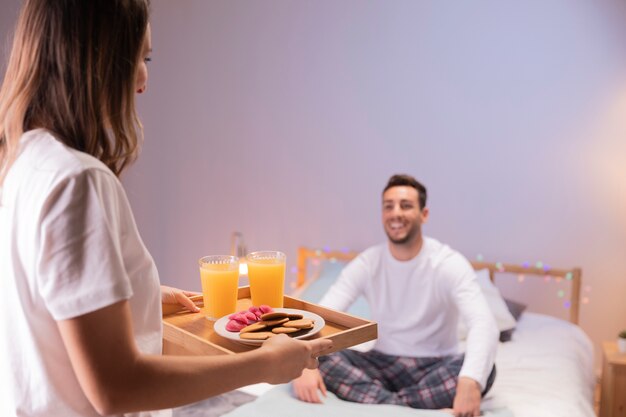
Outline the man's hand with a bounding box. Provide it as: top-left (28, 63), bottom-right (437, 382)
top-left (452, 376), bottom-right (481, 417)
top-left (292, 368), bottom-right (327, 403)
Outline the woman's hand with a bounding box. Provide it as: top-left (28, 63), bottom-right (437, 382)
top-left (161, 285), bottom-right (201, 313)
top-left (257, 334), bottom-right (333, 384)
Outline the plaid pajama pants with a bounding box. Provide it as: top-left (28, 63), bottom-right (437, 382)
top-left (318, 349), bottom-right (496, 409)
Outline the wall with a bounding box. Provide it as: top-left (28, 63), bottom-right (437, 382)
top-left (0, 0), bottom-right (19, 72)
top-left (2, 0), bottom-right (625, 371)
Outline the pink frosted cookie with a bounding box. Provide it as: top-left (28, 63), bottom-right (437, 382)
top-left (225, 320), bottom-right (247, 332)
top-left (225, 305), bottom-right (275, 332)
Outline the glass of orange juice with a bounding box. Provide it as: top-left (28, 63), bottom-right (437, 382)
top-left (199, 255), bottom-right (240, 320)
top-left (246, 251), bottom-right (286, 308)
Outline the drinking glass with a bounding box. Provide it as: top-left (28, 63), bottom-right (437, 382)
top-left (246, 251), bottom-right (286, 308)
top-left (199, 255), bottom-right (239, 320)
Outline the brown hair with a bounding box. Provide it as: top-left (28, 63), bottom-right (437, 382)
top-left (383, 174), bottom-right (427, 209)
top-left (0, 0), bottom-right (150, 185)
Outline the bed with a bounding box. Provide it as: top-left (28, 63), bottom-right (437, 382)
top-left (223, 247), bottom-right (596, 417)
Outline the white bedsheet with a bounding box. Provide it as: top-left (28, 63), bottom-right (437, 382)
top-left (235, 312), bottom-right (595, 417)
top-left (480, 312), bottom-right (595, 417)
top-left (225, 384), bottom-right (513, 417)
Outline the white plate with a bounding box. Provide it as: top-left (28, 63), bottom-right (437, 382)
top-left (214, 308), bottom-right (325, 346)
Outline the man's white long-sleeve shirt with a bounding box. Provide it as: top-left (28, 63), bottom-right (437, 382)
top-left (319, 237), bottom-right (498, 388)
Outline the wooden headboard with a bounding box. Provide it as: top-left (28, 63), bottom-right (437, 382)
top-left (295, 247), bottom-right (582, 325)
top-left (470, 261), bottom-right (582, 325)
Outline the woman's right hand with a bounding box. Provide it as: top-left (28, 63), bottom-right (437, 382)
top-left (292, 368), bottom-right (327, 403)
top-left (258, 334), bottom-right (332, 384)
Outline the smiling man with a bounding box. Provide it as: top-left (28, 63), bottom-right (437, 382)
top-left (292, 174), bottom-right (499, 417)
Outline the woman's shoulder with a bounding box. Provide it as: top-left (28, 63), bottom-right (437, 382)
top-left (21, 129), bottom-right (113, 177)
top-left (5, 129), bottom-right (122, 204)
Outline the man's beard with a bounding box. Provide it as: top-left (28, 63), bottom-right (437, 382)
top-left (386, 222), bottom-right (421, 245)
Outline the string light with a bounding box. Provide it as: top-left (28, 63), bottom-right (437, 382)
top-left (517, 274), bottom-right (525, 283)
top-left (557, 290), bottom-right (565, 298)
top-left (522, 261), bottom-right (530, 268)
top-left (495, 262), bottom-right (504, 272)
top-left (476, 254), bottom-right (484, 261)
top-left (564, 300), bottom-right (571, 308)
top-left (290, 266), bottom-right (298, 274)
top-left (582, 297), bottom-right (590, 304)
top-left (565, 272), bottom-right (573, 280)
top-left (535, 261), bottom-right (543, 269)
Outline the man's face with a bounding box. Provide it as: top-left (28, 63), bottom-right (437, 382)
top-left (382, 186), bottom-right (428, 245)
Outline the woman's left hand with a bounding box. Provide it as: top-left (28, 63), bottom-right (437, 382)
top-left (161, 285), bottom-right (202, 313)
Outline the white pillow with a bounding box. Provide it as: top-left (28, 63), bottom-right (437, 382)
top-left (458, 269), bottom-right (516, 340)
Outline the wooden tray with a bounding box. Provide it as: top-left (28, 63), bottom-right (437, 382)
top-left (162, 286), bottom-right (377, 356)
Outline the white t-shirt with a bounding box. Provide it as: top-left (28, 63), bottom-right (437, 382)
top-left (0, 129), bottom-right (170, 417)
top-left (320, 238), bottom-right (498, 389)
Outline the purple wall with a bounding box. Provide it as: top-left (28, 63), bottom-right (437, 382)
top-left (2, 0), bottom-right (625, 371)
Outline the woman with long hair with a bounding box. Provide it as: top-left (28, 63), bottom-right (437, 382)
top-left (0, 1), bottom-right (331, 416)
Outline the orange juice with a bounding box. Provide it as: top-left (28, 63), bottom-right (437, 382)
top-left (199, 256), bottom-right (239, 319)
top-left (247, 252), bottom-right (286, 307)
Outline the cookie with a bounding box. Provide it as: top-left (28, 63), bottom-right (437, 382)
top-left (259, 305), bottom-right (273, 314)
top-left (248, 306), bottom-right (263, 320)
top-left (240, 331), bottom-right (274, 340)
top-left (284, 319), bottom-right (314, 329)
top-left (286, 328), bottom-right (313, 337)
top-left (239, 322), bottom-right (267, 333)
top-left (225, 320), bottom-right (247, 332)
top-left (261, 317), bottom-right (289, 327)
top-left (271, 326), bottom-right (300, 334)
top-left (286, 313), bottom-right (304, 320)
top-left (229, 313), bottom-right (249, 325)
top-left (260, 312), bottom-right (289, 321)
